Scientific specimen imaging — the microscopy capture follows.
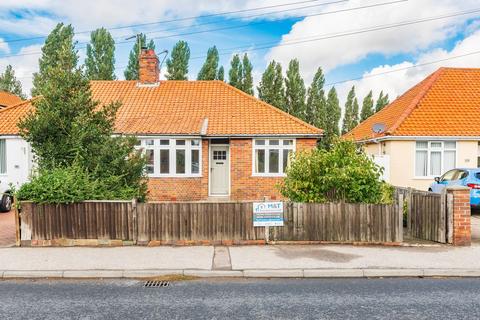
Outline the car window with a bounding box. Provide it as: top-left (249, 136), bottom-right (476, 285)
top-left (476, 172), bottom-right (480, 180)
top-left (455, 170), bottom-right (469, 180)
top-left (441, 170), bottom-right (457, 181)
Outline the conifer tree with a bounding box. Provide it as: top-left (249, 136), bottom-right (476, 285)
top-left (124, 34), bottom-right (155, 80)
top-left (284, 59), bottom-right (306, 119)
top-left (241, 53), bottom-right (254, 95)
top-left (257, 60), bottom-right (285, 110)
top-left (375, 90), bottom-right (390, 112)
top-left (32, 23), bottom-right (77, 96)
top-left (0, 65), bottom-right (25, 99)
top-left (197, 46), bottom-right (219, 80)
top-left (216, 66), bottom-right (225, 81)
top-left (85, 28), bottom-right (116, 80)
top-left (165, 40), bottom-right (190, 80)
top-left (342, 86), bottom-right (360, 134)
top-left (320, 87), bottom-right (341, 149)
top-left (228, 54), bottom-right (242, 88)
top-left (360, 90), bottom-right (374, 122)
top-left (305, 67), bottom-right (326, 127)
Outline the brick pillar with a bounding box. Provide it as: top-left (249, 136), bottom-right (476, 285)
top-left (447, 186), bottom-right (471, 246)
top-left (138, 48), bottom-right (159, 84)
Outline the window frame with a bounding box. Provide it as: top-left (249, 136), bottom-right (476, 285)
top-left (0, 139), bottom-right (6, 175)
top-left (252, 138), bottom-right (296, 177)
top-left (135, 137), bottom-right (202, 178)
top-left (414, 140), bottom-right (457, 179)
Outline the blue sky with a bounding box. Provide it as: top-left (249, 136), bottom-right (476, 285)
top-left (0, 0), bottom-right (480, 105)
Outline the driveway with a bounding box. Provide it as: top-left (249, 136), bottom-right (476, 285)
top-left (0, 211), bottom-right (15, 247)
top-left (472, 213), bottom-right (480, 242)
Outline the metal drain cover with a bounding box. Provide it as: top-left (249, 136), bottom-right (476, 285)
top-left (144, 280), bottom-right (170, 287)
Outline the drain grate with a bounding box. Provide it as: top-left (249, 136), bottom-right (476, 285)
top-left (144, 280), bottom-right (170, 288)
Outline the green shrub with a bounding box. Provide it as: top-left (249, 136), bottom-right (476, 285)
top-left (279, 139), bottom-right (393, 204)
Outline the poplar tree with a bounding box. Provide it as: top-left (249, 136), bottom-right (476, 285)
top-left (124, 34), bottom-right (155, 80)
top-left (360, 90), bottom-right (374, 122)
top-left (257, 60), bottom-right (285, 110)
top-left (241, 53), bottom-right (254, 95)
top-left (342, 86), bottom-right (360, 134)
top-left (216, 66), bottom-right (225, 81)
top-left (305, 67), bottom-right (326, 127)
top-left (32, 23), bottom-right (77, 96)
top-left (228, 54), bottom-right (242, 88)
top-left (197, 46), bottom-right (219, 80)
top-left (0, 65), bottom-right (25, 99)
top-left (375, 90), bottom-right (390, 112)
top-left (320, 87), bottom-right (341, 149)
top-left (85, 28), bottom-right (116, 80)
top-left (284, 59), bottom-right (306, 119)
top-left (165, 40), bottom-right (190, 80)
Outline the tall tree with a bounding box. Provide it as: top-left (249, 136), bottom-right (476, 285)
top-left (305, 67), bottom-right (326, 127)
top-left (0, 65), bottom-right (25, 99)
top-left (360, 90), bottom-right (374, 122)
top-left (165, 40), bottom-right (190, 80)
top-left (284, 59), bottom-right (306, 119)
top-left (85, 28), bottom-right (116, 80)
top-left (124, 34), bottom-right (155, 80)
top-left (32, 23), bottom-right (77, 96)
top-left (257, 60), bottom-right (285, 110)
top-left (320, 87), bottom-right (341, 149)
top-left (228, 54), bottom-right (242, 88)
top-left (197, 46), bottom-right (219, 80)
top-left (342, 86), bottom-right (360, 134)
top-left (375, 90), bottom-right (390, 112)
top-left (216, 66), bottom-right (225, 81)
top-left (241, 53), bottom-right (254, 95)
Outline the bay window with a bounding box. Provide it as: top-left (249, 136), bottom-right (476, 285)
top-left (253, 139), bottom-right (295, 176)
top-left (137, 138), bottom-right (202, 177)
top-left (415, 141), bottom-right (456, 177)
top-left (0, 139), bottom-right (5, 174)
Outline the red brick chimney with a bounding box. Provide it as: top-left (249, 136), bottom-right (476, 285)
top-left (139, 48), bottom-right (159, 84)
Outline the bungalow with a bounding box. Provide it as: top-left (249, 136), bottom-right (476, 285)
top-left (0, 91), bottom-right (22, 109)
top-left (0, 49), bottom-right (322, 201)
top-left (346, 67), bottom-right (480, 190)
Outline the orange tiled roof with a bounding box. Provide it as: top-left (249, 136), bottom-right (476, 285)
top-left (345, 67), bottom-right (480, 140)
top-left (0, 81), bottom-right (322, 136)
top-left (0, 99), bottom-right (33, 135)
top-left (0, 91), bottom-right (22, 108)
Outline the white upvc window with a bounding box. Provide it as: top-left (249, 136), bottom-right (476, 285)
top-left (477, 141), bottom-right (480, 168)
top-left (0, 139), bottom-right (5, 174)
top-left (415, 141), bottom-right (456, 178)
top-left (136, 138), bottom-right (202, 177)
top-left (252, 139), bottom-right (295, 177)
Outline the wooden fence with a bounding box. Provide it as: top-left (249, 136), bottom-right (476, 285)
top-left (18, 200), bottom-right (403, 246)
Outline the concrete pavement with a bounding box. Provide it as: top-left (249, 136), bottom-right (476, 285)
top-left (1, 244), bottom-right (480, 278)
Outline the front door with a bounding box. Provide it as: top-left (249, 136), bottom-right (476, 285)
top-left (210, 146), bottom-right (229, 195)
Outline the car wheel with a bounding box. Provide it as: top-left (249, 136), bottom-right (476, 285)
top-left (428, 188), bottom-right (432, 192)
top-left (0, 193), bottom-right (12, 212)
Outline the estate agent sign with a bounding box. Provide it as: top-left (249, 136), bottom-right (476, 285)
top-left (253, 202), bottom-right (284, 227)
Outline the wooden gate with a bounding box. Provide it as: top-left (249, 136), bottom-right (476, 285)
top-left (403, 189), bottom-right (450, 243)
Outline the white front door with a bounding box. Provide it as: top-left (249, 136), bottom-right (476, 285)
top-left (210, 146), bottom-right (229, 195)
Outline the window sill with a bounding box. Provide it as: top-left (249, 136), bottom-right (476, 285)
top-left (148, 174), bottom-right (203, 178)
top-left (413, 176), bottom-right (436, 180)
top-left (251, 173), bottom-right (286, 178)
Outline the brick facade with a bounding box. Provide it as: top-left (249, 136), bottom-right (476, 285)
top-left (448, 187), bottom-right (471, 246)
top-left (138, 49), bottom-right (159, 83)
top-left (147, 138), bottom-right (318, 201)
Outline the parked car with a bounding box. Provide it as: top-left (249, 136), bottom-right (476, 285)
top-left (0, 189), bottom-right (12, 212)
top-left (429, 168), bottom-right (480, 208)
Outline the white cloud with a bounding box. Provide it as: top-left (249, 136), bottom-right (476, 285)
top-left (267, 0), bottom-right (480, 82)
top-left (0, 38), bottom-right (9, 53)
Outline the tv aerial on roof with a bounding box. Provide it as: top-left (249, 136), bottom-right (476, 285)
top-left (372, 123), bottom-right (386, 134)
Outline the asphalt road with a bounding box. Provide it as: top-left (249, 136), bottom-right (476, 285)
top-left (1, 278), bottom-right (480, 319)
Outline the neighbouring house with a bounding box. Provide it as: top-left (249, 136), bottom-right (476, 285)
top-left (345, 67), bottom-right (480, 190)
top-left (0, 49), bottom-right (322, 201)
top-left (0, 91), bottom-right (22, 109)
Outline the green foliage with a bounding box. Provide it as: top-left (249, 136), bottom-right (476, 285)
top-left (280, 139), bottom-right (392, 204)
top-left (241, 54), bottom-right (254, 95)
top-left (319, 87), bottom-right (341, 149)
top-left (284, 59), bottom-right (306, 119)
top-left (197, 46), bottom-right (219, 80)
top-left (375, 90), bottom-right (390, 112)
top-left (360, 90), bottom-right (374, 122)
top-left (85, 28), bottom-right (116, 80)
top-left (16, 164), bottom-right (146, 204)
top-left (257, 60), bottom-right (285, 110)
top-left (32, 23), bottom-right (77, 96)
top-left (18, 24), bottom-right (147, 203)
top-left (305, 67), bottom-right (326, 127)
top-left (0, 65), bottom-right (26, 99)
top-left (124, 34), bottom-right (155, 80)
top-left (341, 86), bottom-right (360, 134)
top-left (166, 40), bottom-right (190, 80)
top-left (216, 66), bottom-right (225, 81)
top-left (228, 54), bottom-right (242, 88)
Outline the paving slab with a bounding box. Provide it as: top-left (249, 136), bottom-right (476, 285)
top-left (243, 269), bottom-right (304, 278)
top-left (63, 270), bottom-right (124, 278)
top-left (304, 269), bottom-right (364, 278)
top-left (122, 270), bottom-right (183, 278)
top-left (183, 270), bottom-right (243, 277)
top-left (2, 270), bottom-right (63, 278)
top-left (363, 268), bottom-right (425, 277)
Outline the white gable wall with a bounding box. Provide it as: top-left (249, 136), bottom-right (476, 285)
top-left (0, 136), bottom-right (33, 192)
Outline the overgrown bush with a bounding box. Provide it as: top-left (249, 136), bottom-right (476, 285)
top-left (279, 139), bottom-right (393, 204)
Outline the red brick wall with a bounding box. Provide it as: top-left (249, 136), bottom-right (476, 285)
top-left (448, 187), bottom-right (471, 246)
top-left (147, 138), bottom-right (318, 201)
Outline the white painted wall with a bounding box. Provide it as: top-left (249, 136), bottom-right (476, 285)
top-left (372, 154), bottom-right (390, 182)
top-left (0, 137), bottom-right (33, 192)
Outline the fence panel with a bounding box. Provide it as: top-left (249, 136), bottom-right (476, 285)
top-left (409, 191), bottom-right (446, 243)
